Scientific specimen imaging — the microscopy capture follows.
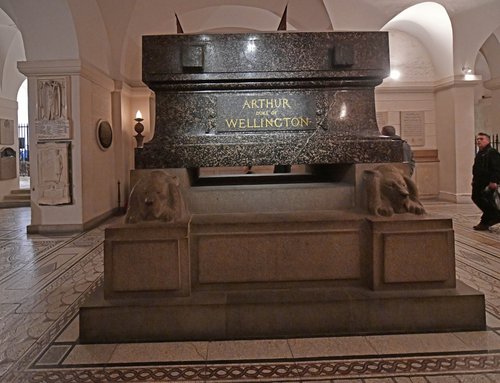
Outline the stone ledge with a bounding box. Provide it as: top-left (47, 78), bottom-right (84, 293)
top-left (79, 281), bottom-right (485, 343)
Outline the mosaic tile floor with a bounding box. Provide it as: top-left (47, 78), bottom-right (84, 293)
top-left (1, 203), bottom-right (500, 382)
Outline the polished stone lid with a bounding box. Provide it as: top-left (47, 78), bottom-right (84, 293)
top-left (143, 31), bottom-right (389, 88)
top-left (138, 31), bottom-right (402, 169)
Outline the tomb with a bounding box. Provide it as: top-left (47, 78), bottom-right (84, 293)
top-left (79, 31), bottom-right (485, 343)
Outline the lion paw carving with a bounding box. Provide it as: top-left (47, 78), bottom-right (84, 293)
top-left (125, 170), bottom-right (188, 224)
top-left (364, 164), bottom-right (425, 217)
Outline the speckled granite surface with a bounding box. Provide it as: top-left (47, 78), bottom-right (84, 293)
top-left (138, 31), bottom-right (402, 168)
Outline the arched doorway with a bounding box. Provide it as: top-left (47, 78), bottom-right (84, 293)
top-left (17, 79), bottom-right (29, 188)
top-left (0, 7), bottom-right (28, 204)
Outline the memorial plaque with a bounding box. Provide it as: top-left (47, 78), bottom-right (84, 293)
top-left (0, 119), bottom-right (15, 145)
top-left (401, 111), bottom-right (425, 146)
top-left (35, 119), bottom-right (71, 140)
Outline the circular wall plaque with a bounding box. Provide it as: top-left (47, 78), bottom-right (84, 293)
top-left (96, 119), bottom-right (113, 150)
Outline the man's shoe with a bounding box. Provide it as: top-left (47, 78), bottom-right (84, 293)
top-left (473, 223), bottom-right (490, 231)
top-left (488, 217), bottom-right (500, 226)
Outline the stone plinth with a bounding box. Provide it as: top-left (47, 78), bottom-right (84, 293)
top-left (80, 195), bottom-right (485, 342)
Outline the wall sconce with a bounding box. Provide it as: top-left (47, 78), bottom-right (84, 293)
top-left (462, 66), bottom-right (475, 81)
top-left (133, 110), bottom-right (144, 148)
top-left (462, 66), bottom-right (472, 74)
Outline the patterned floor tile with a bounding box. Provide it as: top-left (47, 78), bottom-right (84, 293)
top-left (0, 203), bottom-right (499, 382)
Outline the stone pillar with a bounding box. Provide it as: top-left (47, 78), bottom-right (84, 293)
top-left (18, 60), bottom-right (84, 231)
top-left (18, 59), bottom-right (122, 233)
top-left (435, 78), bottom-right (481, 203)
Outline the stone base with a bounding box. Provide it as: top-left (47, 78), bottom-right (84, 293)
top-left (79, 209), bottom-right (486, 343)
top-left (80, 281), bottom-right (484, 343)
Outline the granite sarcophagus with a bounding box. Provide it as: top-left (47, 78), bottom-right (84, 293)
top-left (137, 31), bottom-right (402, 169)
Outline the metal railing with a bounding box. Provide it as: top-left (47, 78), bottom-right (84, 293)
top-left (18, 123), bottom-right (29, 177)
top-left (490, 134), bottom-right (499, 150)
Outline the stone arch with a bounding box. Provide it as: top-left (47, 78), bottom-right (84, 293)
top-left (120, 5), bottom-right (281, 83)
top-left (479, 32), bottom-right (500, 80)
top-left (382, 2), bottom-right (453, 81)
top-left (383, 29), bottom-right (435, 83)
top-left (0, 1), bottom-right (78, 61)
top-left (0, 7), bottom-right (25, 100)
top-left (175, 5), bottom-right (291, 33)
top-left (66, 0), bottom-right (112, 75)
top-left (476, 31), bottom-right (500, 136)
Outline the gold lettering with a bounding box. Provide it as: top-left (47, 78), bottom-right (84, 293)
top-left (240, 98), bottom-right (294, 109)
top-left (224, 116), bottom-right (312, 129)
top-left (225, 119), bottom-right (238, 128)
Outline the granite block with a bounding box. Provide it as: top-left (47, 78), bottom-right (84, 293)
top-left (366, 216), bottom-right (456, 290)
top-left (138, 31), bottom-right (401, 169)
top-left (103, 223), bottom-right (190, 298)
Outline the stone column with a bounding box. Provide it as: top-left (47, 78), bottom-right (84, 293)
top-left (18, 59), bottom-right (121, 233)
top-left (435, 77), bottom-right (481, 203)
top-left (18, 60), bottom-right (84, 231)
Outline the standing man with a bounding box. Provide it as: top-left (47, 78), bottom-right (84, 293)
top-left (472, 132), bottom-right (500, 230)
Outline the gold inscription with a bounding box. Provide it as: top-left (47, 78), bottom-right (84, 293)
top-left (223, 97), bottom-right (312, 130)
top-left (225, 117), bottom-right (311, 129)
top-left (242, 98), bottom-right (292, 109)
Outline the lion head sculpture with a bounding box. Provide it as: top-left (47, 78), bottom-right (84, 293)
top-left (364, 164), bottom-right (425, 217)
top-left (125, 170), bottom-right (188, 224)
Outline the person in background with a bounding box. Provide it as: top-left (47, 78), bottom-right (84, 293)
top-left (381, 125), bottom-right (415, 177)
top-left (471, 132), bottom-right (500, 230)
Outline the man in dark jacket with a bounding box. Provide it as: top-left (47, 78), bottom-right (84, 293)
top-left (472, 132), bottom-right (500, 230)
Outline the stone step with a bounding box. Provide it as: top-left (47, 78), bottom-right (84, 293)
top-left (0, 188), bottom-right (31, 208)
top-left (80, 281), bottom-right (485, 343)
top-left (11, 189), bottom-right (30, 195)
top-left (3, 194), bottom-right (31, 201)
top-left (0, 200), bottom-right (30, 208)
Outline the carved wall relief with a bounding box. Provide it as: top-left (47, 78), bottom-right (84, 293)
top-left (35, 77), bottom-right (71, 140)
top-left (37, 142), bottom-right (71, 205)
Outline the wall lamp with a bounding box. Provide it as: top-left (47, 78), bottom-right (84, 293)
top-left (134, 110), bottom-right (145, 148)
top-left (462, 66), bottom-right (476, 81)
